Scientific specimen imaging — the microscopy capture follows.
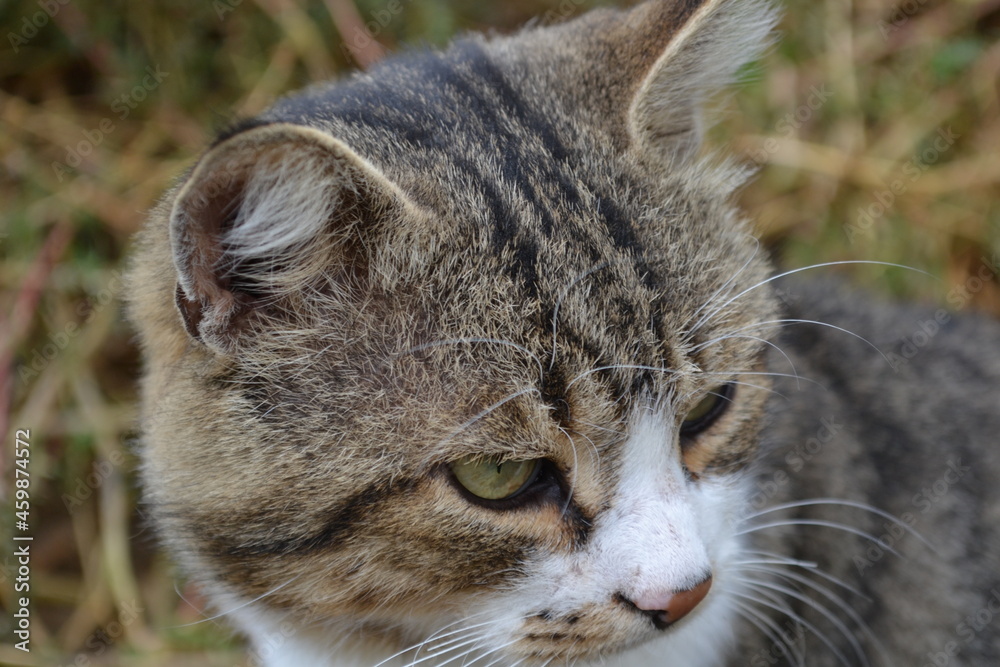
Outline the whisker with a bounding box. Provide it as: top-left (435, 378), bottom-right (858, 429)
top-left (722, 317), bottom-right (893, 364)
top-left (684, 234), bottom-right (762, 331)
top-left (688, 260), bottom-right (932, 335)
top-left (402, 634), bottom-right (486, 667)
top-left (557, 425), bottom-right (581, 518)
top-left (375, 618), bottom-right (487, 667)
top-left (437, 388), bottom-right (540, 448)
top-left (731, 599), bottom-right (805, 667)
top-left (742, 564), bottom-right (891, 665)
top-left (678, 379), bottom-right (787, 403)
top-left (732, 585), bottom-right (854, 667)
top-left (455, 637), bottom-right (524, 667)
top-left (572, 418), bottom-right (625, 437)
top-left (170, 575), bottom-right (301, 628)
top-left (565, 426), bottom-right (602, 479)
top-left (737, 551), bottom-right (818, 570)
top-left (742, 578), bottom-right (872, 667)
top-left (742, 562), bottom-right (869, 604)
top-left (694, 370), bottom-right (825, 393)
top-left (738, 550), bottom-right (869, 602)
top-left (423, 620), bottom-right (498, 655)
top-left (737, 519), bottom-right (903, 557)
top-left (692, 333), bottom-right (800, 385)
top-left (743, 498), bottom-right (939, 555)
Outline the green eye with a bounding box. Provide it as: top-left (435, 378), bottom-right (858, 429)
top-left (450, 456), bottom-right (542, 501)
top-left (681, 384), bottom-right (733, 435)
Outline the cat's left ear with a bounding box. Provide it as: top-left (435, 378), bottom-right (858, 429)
top-left (628, 0), bottom-right (778, 165)
top-left (169, 122), bottom-right (416, 354)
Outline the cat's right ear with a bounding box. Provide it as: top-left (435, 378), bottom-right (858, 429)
top-left (169, 123), bottom-right (409, 354)
top-left (625, 0), bottom-right (779, 166)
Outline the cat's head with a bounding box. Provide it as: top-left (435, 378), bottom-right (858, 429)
top-left (128, 0), bottom-right (780, 663)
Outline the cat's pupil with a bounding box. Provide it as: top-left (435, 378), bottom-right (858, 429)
top-left (680, 384), bottom-right (733, 435)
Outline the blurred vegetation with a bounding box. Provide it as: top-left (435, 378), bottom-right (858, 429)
top-left (1, 0), bottom-right (998, 664)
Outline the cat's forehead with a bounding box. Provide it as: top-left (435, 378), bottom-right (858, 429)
top-left (259, 35), bottom-right (743, 262)
top-left (210, 12), bottom-right (777, 471)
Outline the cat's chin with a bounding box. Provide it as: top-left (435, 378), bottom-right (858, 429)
top-left (226, 585), bottom-right (739, 667)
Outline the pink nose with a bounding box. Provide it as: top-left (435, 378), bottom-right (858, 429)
top-left (632, 575), bottom-right (713, 629)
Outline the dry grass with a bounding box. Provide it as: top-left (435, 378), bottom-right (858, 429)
top-left (1, 0), bottom-right (998, 665)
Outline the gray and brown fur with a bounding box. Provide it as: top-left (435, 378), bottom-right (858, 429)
top-left (127, 0), bottom-right (1000, 664)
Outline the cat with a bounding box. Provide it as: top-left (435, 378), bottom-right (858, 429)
top-left (125, 0), bottom-right (1000, 665)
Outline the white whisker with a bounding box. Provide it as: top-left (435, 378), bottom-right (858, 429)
top-left (170, 575), bottom-right (301, 628)
top-left (437, 387), bottom-right (540, 447)
top-left (379, 612), bottom-right (504, 667)
top-left (688, 260), bottom-right (932, 335)
top-left (743, 578), bottom-right (872, 667)
top-left (738, 551), bottom-right (870, 602)
top-left (692, 332), bottom-right (800, 384)
top-left (733, 585), bottom-right (854, 667)
top-left (402, 635), bottom-right (485, 667)
top-left (685, 234), bottom-right (762, 331)
top-left (557, 425), bottom-right (582, 518)
top-left (743, 562), bottom-right (869, 604)
top-left (743, 498), bottom-right (939, 555)
top-left (731, 599), bottom-right (805, 667)
top-left (721, 317), bottom-right (893, 363)
top-left (572, 419), bottom-right (626, 437)
top-left (738, 519), bottom-right (903, 557)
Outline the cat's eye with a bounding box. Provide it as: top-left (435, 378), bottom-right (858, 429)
top-left (680, 384), bottom-right (734, 436)
top-left (450, 456), bottom-right (542, 501)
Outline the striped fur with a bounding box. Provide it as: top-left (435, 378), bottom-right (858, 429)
top-left (127, 0), bottom-right (1000, 666)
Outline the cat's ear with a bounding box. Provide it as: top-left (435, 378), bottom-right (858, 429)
top-left (169, 122), bottom-right (408, 353)
top-left (626, 0), bottom-right (778, 165)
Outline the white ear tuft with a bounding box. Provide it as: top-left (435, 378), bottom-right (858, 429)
top-left (169, 123), bottom-right (405, 352)
top-left (222, 150), bottom-right (344, 262)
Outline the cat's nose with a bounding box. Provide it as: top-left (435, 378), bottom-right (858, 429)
top-left (631, 575), bottom-right (713, 630)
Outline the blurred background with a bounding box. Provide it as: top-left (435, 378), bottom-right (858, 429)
top-left (1, 0), bottom-right (998, 664)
